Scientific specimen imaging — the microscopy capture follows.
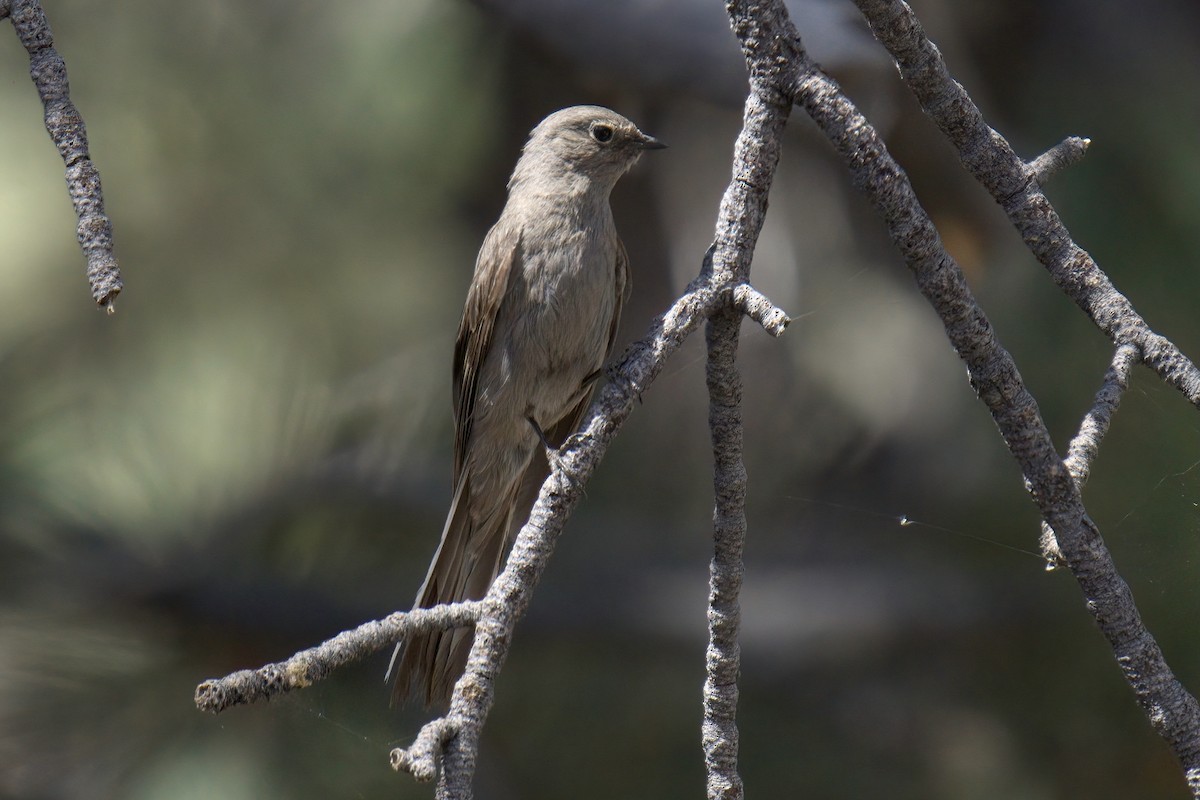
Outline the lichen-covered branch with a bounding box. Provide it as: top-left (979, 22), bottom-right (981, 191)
top-left (732, 283), bottom-right (790, 337)
top-left (195, 602), bottom-right (484, 713)
top-left (850, 0), bottom-right (1200, 409)
top-left (762, 1), bottom-right (1200, 791)
top-left (1063, 344), bottom-right (1140, 487)
top-left (1040, 343), bottom-right (1141, 566)
top-left (703, 308), bottom-right (748, 800)
top-left (6, 0), bottom-right (123, 309)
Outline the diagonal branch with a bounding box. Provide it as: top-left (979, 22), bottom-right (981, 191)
top-left (1062, 344), bottom-right (1141, 488)
top-left (195, 602), bottom-right (484, 713)
top-left (758, 1), bottom-right (1200, 791)
top-left (850, 0), bottom-right (1200, 408)
top-left (6, 0), bottom-right (123, 309)
top-left (1040, 343), bottom-right (1141, 566)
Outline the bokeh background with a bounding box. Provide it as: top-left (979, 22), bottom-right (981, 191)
top-left (3, 0), bottom-right (1200, 797)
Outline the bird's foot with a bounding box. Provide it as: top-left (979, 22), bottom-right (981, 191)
top-left (527, 416), bottom-right (586, 495)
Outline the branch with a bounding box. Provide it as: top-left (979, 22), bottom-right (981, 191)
top-left (1028, 136), bottom-right (1091, 186)
top-left (1040, 343), bottom-right (1141, 567)
top-left (391, 38), bottom-right (799, 786)
top-left (1063, 344), bottom-right (1140, 487)
top-left (6, 0), bottom-right (123, 309)
top-left (762, 1), bottom-right (1200, 791)
top-left (850, 0), bottom-right (1200, 409)
top-left (195, 602), bottom-right (484, 713)
top-left (703, 307), bottom-right (748, 800)
top-left (732, 283), bottom-right (790, 337)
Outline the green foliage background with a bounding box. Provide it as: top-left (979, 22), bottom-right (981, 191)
top-left (2, 1), bottom-right (1199, 798)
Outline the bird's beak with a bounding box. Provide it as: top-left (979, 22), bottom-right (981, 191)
top-left (637, 133), bottom-right (667, 150)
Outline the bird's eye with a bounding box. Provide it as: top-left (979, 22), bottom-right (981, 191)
top-left (590, 124), bottom-right (614, 143)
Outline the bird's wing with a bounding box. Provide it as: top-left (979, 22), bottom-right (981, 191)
top-left (452, 218), bottom-right (522, 480)
top-left (608, 235), bottom-right (630, 358)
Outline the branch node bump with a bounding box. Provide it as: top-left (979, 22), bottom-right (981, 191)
top-left (1028, 136), bottom-right (1091, 186)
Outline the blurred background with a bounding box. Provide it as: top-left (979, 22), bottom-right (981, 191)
top-left (2, 0), bottom-right (1200, 797)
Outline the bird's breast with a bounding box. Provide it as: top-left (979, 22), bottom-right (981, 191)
top-left (494, 209), bottom-right (620, 415)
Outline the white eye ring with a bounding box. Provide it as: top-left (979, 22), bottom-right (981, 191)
top-left (590, 124), bottom-right (614, 143)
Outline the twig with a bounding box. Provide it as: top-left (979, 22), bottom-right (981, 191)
top-left (386, 8), bottom-right (804, 788)
top-left (1028, 136), bottom-right (1091, 186)
top-left (733, 283), bottom-right (790, 337)
top-left (1040, 343), bottom-right (1141, 566)
top-left (1063, 343), bottom-right (1140, 486)
top-left (850, 0), bottom-right (1200, 409)
top-left (6, 0), bottom-right (123, 309)
top-left (195, 602), bottom-right (484, 713)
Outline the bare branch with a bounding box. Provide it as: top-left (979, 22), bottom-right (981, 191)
top-left (195, 602), bottom-right (484, 713)
top-left (1040, 343), bottom-right (1141, 566)
top-left (703, 307), bottom-right (748, 800)
top-left (1029, 136), bottom-right (1091, 186)
top-left (783, 1), bottom-right (1200, 790)
top-left (7, 0), bottom-right (123, 309)
top-left (850, 0), bottom-right (1200, 409)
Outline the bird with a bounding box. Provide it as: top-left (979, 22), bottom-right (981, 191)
top-left (389, 105), bottom-right (665, 707)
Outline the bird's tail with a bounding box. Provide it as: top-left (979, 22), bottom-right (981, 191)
top-left (389, 456), bottom-right (550, 707)
top-left (387, 477), bottom-right (497, 707)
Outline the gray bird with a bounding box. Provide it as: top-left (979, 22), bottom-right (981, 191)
top-left (390, 105), bottom-right (665, 707)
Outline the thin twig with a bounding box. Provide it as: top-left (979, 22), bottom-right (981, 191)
top-left (850, 0), bottom-right (1200, 409)
top-left (1063, 344), bottom-right (1140, 486)
top-left (195, 602), bottom-right (484, 713)
top-left (733, 283), bottom-right (790, 337)
top-left (1029, 136), bottom-right (1091, 186)
top-left (7, 0), bottom-right (123, 309)
top-left (1040, 343), bottom-right (1141, 566)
